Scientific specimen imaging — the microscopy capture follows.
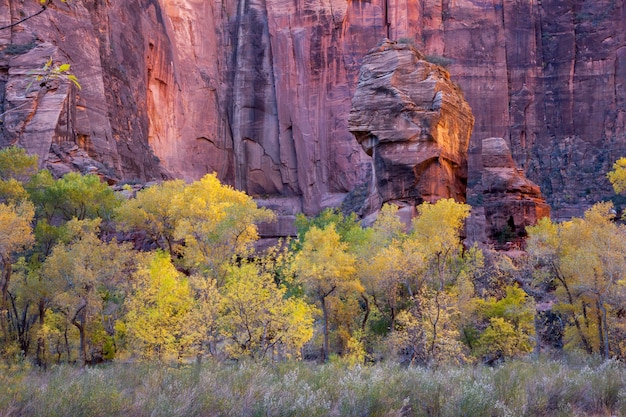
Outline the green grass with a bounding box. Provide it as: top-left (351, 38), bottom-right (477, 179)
top-left (0, 356), bottom-right (624, 416)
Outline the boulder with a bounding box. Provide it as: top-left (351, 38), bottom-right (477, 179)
top-left (479, 137), bottom-right (550, 246)
top-left (348, 40), bottom-right (473, 210)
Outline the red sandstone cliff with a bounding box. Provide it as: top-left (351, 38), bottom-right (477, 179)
top-left (348, 40), bottom-right (473, 211)
top-left (1, 0), bottom-right (625, 221)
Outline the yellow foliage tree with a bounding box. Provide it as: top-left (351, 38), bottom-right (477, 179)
top-left (359, 204), bottom-right (411, 332)
top-left (219, 262), bottom-right (316, 360)
top-left (292, 224), bottom-right (361, 361)
top-left (607, 157), bottom-right (626, 194)
top-left (173, 174), bottom-right (275, 284)
top-left (183, 274), bottom-right (221, 360)
top-left (42, 219), bottom-right (134, 365)
top-left (409, 199), bottom-right (472, 361)
top-left (115, 180), bottom-right (186, 256)
top-left (123, 251), bottom-right (193, 361)
top-left (0, 201), bottom-right (35, 345)
top-left (527, 202), bottom-right (626, 358)
top-left (390, 289), bottom-right (468, 365)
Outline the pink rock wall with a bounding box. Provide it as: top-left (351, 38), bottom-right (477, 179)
top-left (1, 0), bottom-right (625, 219)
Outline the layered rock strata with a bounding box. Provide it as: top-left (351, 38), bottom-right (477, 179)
top-left (348, 40), bottom-right (473, 210)
top-left (475, 137), bottom-right (551, 245)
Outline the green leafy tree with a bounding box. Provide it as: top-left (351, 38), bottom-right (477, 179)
top-left (28, 172), bottom-right (120, 223)
top-left (295, 208), bottom-right (372, 256)
top-left (474, 285), bottom-right (535, 361)
top-left (0, 146), bottom-right (38, 183)
top-left (0, 146), bottom-right (37, 204)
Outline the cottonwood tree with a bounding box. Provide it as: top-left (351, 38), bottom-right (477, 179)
top-left (173, 174), bottom-right (275, 284)
top-left (295, 208), bottom-right (373, 356)
top-left (0, 201), bottom-right (35, 350)
top-left (358, 204), bottom-right (409, 333)
top-left (219, 262), bottom-right (316, 360)
top-left (182, 273), bottom-right (221, 360)
top-left (42, 219), bottom-right (134, 365)
top-left (385, 199), bottom-right (475, 364)
top-left (292, 224), bottom-right (361, 361)
top-left (361, 244), bottom-right (406, 333)
top-left (527, 202), bottom-right (626, 358)
top-left (412, 199), bottom-right (472, 361)
top-left (607, 157), bottom-right (626, 195)
top-left (122, 251), bottom-right (193, 361)
top-left (115, 180), bottom-right (186, 257)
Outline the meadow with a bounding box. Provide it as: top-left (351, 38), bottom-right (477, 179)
top-left (0, 356), bottom-right (624, 417)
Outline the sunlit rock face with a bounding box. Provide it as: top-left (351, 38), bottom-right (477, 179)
top-left (478, 137), bottom-right (551, 244)
top-left (0, 1), bottom-right (167, 182)
top-left (1, 0), bottom-right (625, 219)
top-left (348, 40), bottom-right (473, 210)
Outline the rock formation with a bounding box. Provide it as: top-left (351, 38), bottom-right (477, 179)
top-left (348, 40), bottom-right (473, 211)
top-left (473, 137), bottom-right (551, 246)
top-left (1, 0), bottom-right (625, 223)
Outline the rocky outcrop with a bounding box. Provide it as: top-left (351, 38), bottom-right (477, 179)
top-left (348, 40), bottom-right (473, 210)
top-left (1, 0), bottom-right (625, 221)
top-left (0, 1), bottom-right (166, 182)
top-left (473, 137), bottom-right (551, 245)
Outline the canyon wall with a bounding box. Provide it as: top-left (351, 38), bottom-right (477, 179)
top-left (1, 0), bottom-right (625, 220)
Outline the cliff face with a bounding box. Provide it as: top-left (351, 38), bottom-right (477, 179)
top-left (1, 0), bottom-right (625, 219)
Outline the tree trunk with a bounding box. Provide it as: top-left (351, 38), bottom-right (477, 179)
top-left (36, 299), bottom-right (46, 368)
top-left (321, 295), bottom-right (329, 362)
top-left (555, 273), bottom-right (593, 354)
top-left (429, 290), bottom-right (441, 358)
top-left (1, 259), bottom-right (12, 343)
top-left (361, 294), bottom-right (370, 332)
top-left (64, 326), bottom-right (71, 362)
top-left (597, 300), bottom-right (610, 360)
top-left (73, 305), bottom-right (88, 366)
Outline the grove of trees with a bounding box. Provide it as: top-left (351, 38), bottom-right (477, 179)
top-left (0, 145), bottom-right (625, 367)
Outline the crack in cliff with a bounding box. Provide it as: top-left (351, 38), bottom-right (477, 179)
top-left (231, 0), bottom-right (249, 191)
top-left (500, 0), bottom-right (512, 147)
top-left (263, 0), bottom-right (289, 189)
top-left (383, 0), bottom-right (390, 39)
